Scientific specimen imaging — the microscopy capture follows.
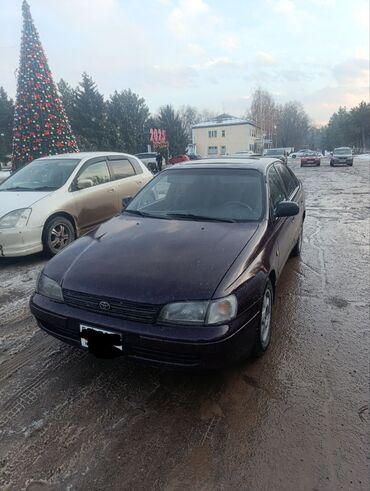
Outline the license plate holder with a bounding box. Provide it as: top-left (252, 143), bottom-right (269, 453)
top-left (80, 324), bottom-right (123, 351)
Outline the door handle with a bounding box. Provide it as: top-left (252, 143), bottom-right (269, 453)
top-left (107, 188), bottom-right (115, 193)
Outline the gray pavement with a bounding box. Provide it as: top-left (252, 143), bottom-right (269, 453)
top-left (0, 157), bottom-right (369, 490)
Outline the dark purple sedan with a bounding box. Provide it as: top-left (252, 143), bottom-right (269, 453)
top-left (30, 159), bottom-right (305, 369)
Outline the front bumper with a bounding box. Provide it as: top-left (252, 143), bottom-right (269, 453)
top-left (30, 293), bottom-right (260, 369)
top-left (331, 158), bottom-right (353, 165)
top-left (0, 226), bottom-right (43, 257)
top-left (301, 159), bottom-right (320, 166)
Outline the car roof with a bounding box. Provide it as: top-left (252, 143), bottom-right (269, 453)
top-left (37, 152), bottom-right (136, 160)
top-left (167, 157), bottom-right (280, 175)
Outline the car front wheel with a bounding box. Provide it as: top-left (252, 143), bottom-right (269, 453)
top-left (43, 216), bottom-right (76, 257)
top-left (253, 280), bottom-right (273, 356)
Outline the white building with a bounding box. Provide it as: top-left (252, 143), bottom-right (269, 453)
top-left (192, 114), bottom-right (264, 157)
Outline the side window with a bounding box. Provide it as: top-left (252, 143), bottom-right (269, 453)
top-left (109, 159), bottom-right (136, 180)
top-left (78, 160), bottom-right (110, 187)
top-left (275, 163), bottom-right (298, 197)
top-left (268, 166), bottom-right (286, 211)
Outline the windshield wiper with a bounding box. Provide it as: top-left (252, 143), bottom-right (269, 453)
top-left (164, 213), bottom-right (236, 223)
top-left (31, 186), bottom-right (58, 191)
top-left (0, 186), bottom-right (34, 191)
top-left (124, 209), bottom-right (169, 219)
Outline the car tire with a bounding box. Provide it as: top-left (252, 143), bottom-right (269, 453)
top-left (347, 162), bottom-right (353, 166)
top-left (253, 280), bottom-right (274, 356)
top-left (43, 216), bottom-right (76, 257)
top-left (291, 224), bottom-right (303, 257)
top-left (317, 162), bottom-right (321, 166)
top-left (330, 161), bottom-right (334, 166)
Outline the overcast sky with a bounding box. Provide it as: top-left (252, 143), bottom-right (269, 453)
top-left (0, 0), bottom-right (369, 125)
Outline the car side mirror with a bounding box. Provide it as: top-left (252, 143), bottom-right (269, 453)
top-left (275, 201), bottom-right (299, 218)
top-left (122, 197), bottom-right (133, 209)
top-left (76, 178), bottom-right (93, 190)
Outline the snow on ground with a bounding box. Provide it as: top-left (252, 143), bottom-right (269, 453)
top-left (356, 153), bottom-right (370, 161)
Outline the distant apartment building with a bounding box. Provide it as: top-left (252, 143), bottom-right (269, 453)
top-left (191, 114), bottom-right (263, 157)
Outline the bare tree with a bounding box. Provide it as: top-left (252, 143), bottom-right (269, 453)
top-left (275, 101), bottom-right (310, 149)
top-left (247, 88), bottom-right (277, 143)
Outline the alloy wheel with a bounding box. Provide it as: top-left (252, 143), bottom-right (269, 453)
top-left (49, 223), bottom-right (71, 252)
top-left (260, 288), bottom-right (272, 349)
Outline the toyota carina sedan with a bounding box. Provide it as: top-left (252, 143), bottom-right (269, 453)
top-left (0, 152), bottom-right (152, 257)
top-left (30, 158), bottom-right (305, 369)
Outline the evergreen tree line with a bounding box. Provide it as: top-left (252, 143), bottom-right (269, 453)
top-left (0, 77), bottom-right (369, 163)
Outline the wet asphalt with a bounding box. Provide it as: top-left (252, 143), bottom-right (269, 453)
top-left (0, 157), bottom-right (369, 491)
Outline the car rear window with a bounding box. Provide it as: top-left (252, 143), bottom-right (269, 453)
top-left (109, 159), bottom-right (136, 180)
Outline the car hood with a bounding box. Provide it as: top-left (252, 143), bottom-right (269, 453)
top-left (0, 191), bottom-right (51, 218)
top-left (45, 215), bottom-right (259, 304)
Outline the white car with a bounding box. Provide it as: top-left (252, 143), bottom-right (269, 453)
top-left (0, 171), bottom-right (11, 184)
top-left (134, 152), bottom-right (159, 173)
top-left (0, 152), bottom-right (152, 257)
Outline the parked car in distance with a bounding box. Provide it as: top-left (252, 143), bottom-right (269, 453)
top-left (290, 149), bottom-right (311, 159)
top-left (0, 152), bottom-right (152, 257)
top-left (0, 171), bottom-right (11, 184)
top-left (134, 152), bottom-right (159, 173)
top-left (300, 151), bottom-right (321, 167)
top-left (330, 147), bottom-right (353, 166)
top-left (168, 154), bottom-right (190, 165)
top-left (30, 158), bottom-right (305, 370)
top-left (187, 154), bottom-right (201, 160)
top-left (263, 148), bottom-right (287, 164)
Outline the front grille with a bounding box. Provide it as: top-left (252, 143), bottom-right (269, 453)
top-left (63, 289), bottom-right (162, 324)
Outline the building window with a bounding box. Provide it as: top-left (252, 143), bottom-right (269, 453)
top-left (222, 130), bottom-right (225, 137)
top-left (208, 146), bottom-right (218, 155)
top-left (220, 145), bottom-right (226, 155)
top-left (208, 130), bottom-right (217, 138)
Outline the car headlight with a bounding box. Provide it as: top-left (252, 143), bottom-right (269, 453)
top-left (36, 273), bottom-right (64, 302)
top-left (0, 208), bottom-right (31, 229)
top-left (158, 295), bottom-right (237, 325)
top-left (207, 295), bottom-right (238, 324)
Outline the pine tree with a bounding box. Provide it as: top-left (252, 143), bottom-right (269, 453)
top-left (156, 105), bottom-right (188, 156)
top-left (12, 1), bottom-right (78, 169)
top-left (57, 79), bottom-right (75, 122)
top-left (71, 73), bottom-right (106, 151)
top-left (106, 89), bottom-right (150, 153)
top-left (0, 87), bottom-right (14, 163)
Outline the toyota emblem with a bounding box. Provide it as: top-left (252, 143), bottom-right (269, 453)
top-left (99, 301), bottom-right (111, 311)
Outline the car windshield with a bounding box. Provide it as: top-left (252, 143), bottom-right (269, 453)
top-left (334, 148), bottom-right (352, 154)
top-left (0, 158), bottom-right (80, 191)
top-left (126, 168), bottom-right (264, 222)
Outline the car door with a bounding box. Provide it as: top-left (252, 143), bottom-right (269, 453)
top-left (275, 162), bottom-right (303, 249)
top-left (71, 157), bottom-right (117, 234)
top-left (106, 157), bottom-right (144, 210)
top-left (267, 164), bottom-right (291, 276)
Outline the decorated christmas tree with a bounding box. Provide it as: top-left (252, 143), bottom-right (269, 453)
top-left (12, 0), bottom-right (78, 169)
